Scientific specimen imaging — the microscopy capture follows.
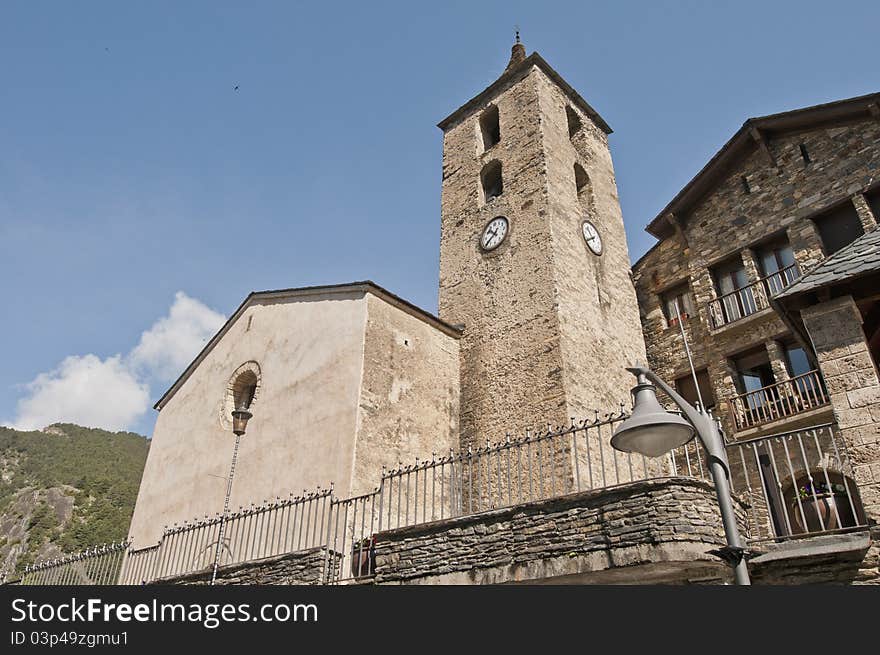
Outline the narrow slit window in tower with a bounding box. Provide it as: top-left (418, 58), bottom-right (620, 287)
top-left (799, 143), bottom-right (811, 164)
top-left (566, 106), bottom-right (582, 139)
top-left (574, 163), bottom-right (591, 202)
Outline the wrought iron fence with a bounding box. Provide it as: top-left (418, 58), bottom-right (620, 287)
top-left (16, 415), bottom-right (869, 585)
top-left (118, 488), bottom-right (333, 584)
top-left (325, 412), bottom-right (712, 583)
top-left (374, 412), bottom-right (678, 532)
top-left (324, 490), bottom-right (381, 584)
top-left (726, 423), bottom-right (867, 542)
top-left (19, 542), bottom-right (129, 585)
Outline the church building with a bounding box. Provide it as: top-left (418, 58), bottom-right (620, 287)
top-left (23, 38), bottom-right (876, 586)
top-left (126, 36), bottom-right (649, 558)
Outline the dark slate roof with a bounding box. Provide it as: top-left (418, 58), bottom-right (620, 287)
top-left (775, 227), bottom-right (880, 300)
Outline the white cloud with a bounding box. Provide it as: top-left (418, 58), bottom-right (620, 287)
top-left (7, 292), bottom-right (226, 433)
top-left (129, 291), bottom-right (226, 382)
top-left (12, 354), bottom-right (150, 432)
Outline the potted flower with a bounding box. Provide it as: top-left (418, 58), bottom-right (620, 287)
top-left (792, 480), bottom-right (852, 533)
top-left (350, 536), bottom-right (376, 578)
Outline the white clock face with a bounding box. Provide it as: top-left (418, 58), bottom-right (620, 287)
top-left (481, 216), bottom-right (509, 251)
top-left (582, 220), bottom-right (603, 255)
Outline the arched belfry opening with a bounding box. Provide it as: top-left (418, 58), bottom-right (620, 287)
top-left (574, 162), bottom-right (594, 215)
top-left (481, 160), bottom-right (503, 204)
top-left (479, 105), bottom-right (500, 151)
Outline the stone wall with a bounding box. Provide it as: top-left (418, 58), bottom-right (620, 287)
top-left (371, 478), bottom-right (747, 585)
top-left (801, 296), bottom-right (880, 522)
top-left (633, 117), bottom-right (880, 437)
top-left (749, 528), bottom-right (880, 585)
top-left (438, 59), bottom-right (647, 484)
top-left (439, 65), bottom-right (570, 452)
top-left (155, 547), bottom-right (331, 585)
top-left (152, 485), bottom-right (878, 586)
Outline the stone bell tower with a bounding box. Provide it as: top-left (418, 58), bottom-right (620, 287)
top-left (438, 37), bottom-right (647, 448)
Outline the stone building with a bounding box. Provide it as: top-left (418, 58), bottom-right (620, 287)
top-left (631, 93), bottom-right (880, 531)
top-left (124, 37), bottom-right (651, 558)
top-left (19, 40), bottom-right (878, 586)
top-left (127, 283), bottom-right (462, 549)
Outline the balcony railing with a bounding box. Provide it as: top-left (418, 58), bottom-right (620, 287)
top-left (708, 264), bottom-right (800, 329)
top-left (726, 424), bottom-right (868, 541)
top-left (730, 370), bottom-right (829, 431)
top-left (763, 263), bottom-right (801, 296)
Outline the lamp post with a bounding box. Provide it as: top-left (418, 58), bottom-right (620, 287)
top-left (611, 366), bottom-right (751, 585)
top-left (210, 403), bottom-right (252, 585)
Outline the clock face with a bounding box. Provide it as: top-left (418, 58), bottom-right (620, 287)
top-left (480, 216), bottom-right (509, 252)
top-left (582, 220), bottom-right (603, 255)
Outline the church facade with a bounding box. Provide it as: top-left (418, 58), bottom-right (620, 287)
top-left (126, 38), bottom-right (653, 557)
top-left (22, 40), bottom-right (877, 586)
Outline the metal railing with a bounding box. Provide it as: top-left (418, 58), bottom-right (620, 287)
top-left (325, 412), bottom-right (714, 583)
top-left (19, 542), bottom-right (129, 585)
top-left (730, 370), bottom-right (829, 430)
top-left (726, 423), bottom-right (867, 542)
top-left (376, 412), bottom-right (671, 531)
top-left (707, 264), bottom-right (800, 329)
top-left (762, 263), bottom-right (801, 296)
top-left (16, 414), bottom-right (868, 585)
top-left (12, 412), bottom-right (716, 586)
top-left (118, 488), bottom-right (333, 584)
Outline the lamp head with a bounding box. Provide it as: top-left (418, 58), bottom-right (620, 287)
top-left (231, 404), bottom-right (253, 436)
top-left (611, 378), bottom-right (695, 458)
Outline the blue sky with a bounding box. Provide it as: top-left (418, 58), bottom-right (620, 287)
top-left (1, 1), bottom-right (878, 436)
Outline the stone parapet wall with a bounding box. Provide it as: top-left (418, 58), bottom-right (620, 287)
top-left (150, 484), bottom-right (878, 586)
top-left (154, 547), bottom-right (331, 586)
top-left (750, 528), bottom-right (879, 585)
top-left (371, 478), bottom-right (747, 584)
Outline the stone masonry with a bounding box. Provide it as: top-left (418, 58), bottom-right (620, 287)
top-left (154, 547), bottom-right (331, 585)
top-left (371, 478), bottom-right (747, 585)
top-left (633, 111), bottom-right (880, 438)
top-left (438, 51), bottom-right (647, 490)
top-left (801, 296), bottom-right (880, 522)
top-left (152, 482), bottom-right (878, 586)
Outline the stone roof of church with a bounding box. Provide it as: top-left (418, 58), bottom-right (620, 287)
top-left (437, 51), bottom-right (612, 134)
top-left (153, 281), bottom-right (461, 411)
top-left (646, 91), bottom-right (880, 238)
top-left (774, 226), bottom-right (880, 300)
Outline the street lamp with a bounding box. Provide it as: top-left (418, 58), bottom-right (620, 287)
top-left (211, 401), bottom-right (252, 584)
top-left (611, 366), bottom-right (751, 585)
top-left (231, 405), bottom-right (252, 436)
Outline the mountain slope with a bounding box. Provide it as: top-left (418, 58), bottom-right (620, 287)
top-left (0, 423), bottom-right (149, 577)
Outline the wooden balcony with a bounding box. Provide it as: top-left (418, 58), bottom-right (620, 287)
top-left (707, 264), bottom-right (800, 329)
top-left (729, 370), bottom-right (829, 430)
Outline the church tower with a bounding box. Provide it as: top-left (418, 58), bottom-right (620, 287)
top-left (438, 38), bottom-right (648, 449)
